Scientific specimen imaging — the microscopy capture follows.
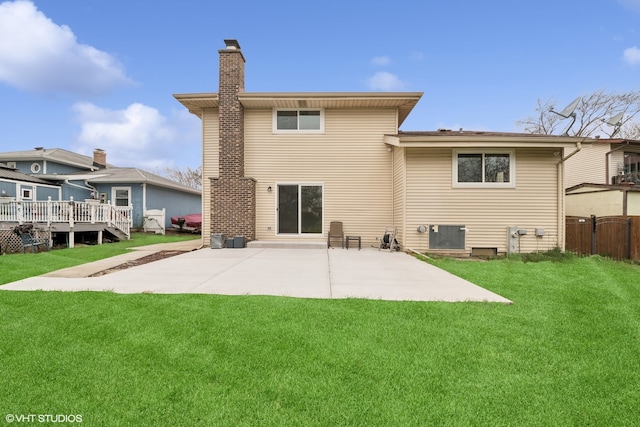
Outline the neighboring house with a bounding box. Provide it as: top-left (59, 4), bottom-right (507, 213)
top-left (565, 138), bottom-right (640, 188)
top-left (0, 162), bottom-right (61, 201)
top-left (174, 39), bottom-right (591, 255)
top-left (565, 138), bottom-right (640, 217)
top-left (0, 148), bottom-right (201, 244)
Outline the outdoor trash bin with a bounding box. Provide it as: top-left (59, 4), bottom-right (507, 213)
top-left (233, 236), bottom-right (245, 248)
top-left (211, 233), bottom-right (224, 249)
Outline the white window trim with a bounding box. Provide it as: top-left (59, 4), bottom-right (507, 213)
top-left (273, 108), bottom-right (325, 134)
top-left (112, 186), bottom-right (132, 206)
top-left (452, 149), bottom-right (516, 188)
top-left (21, 187), bottom-right (33, 200)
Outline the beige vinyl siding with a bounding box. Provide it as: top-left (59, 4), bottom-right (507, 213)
top-left (392, 146), bottom-right (406, 246)
top-left (564, 143), bottom-right (609, 187)
top-left (201, 108), bottom-right (219, 246)
top-left (404, 148), bottom-right (560, 254)
top-left (566, 190), bottom-right (624, 216)
top-left (245, 108), bottom-right (397, 247)
top-left (628, 192), bottom-right (640, 215)
top-left (610, 150), bottom-right (626, 181)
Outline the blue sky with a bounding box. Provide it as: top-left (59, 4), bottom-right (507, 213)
top-left (1, 0), bottom-right (640, 172)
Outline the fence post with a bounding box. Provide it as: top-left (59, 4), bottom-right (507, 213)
top-left (590, 215), bottom-right (597, 255)
top-left (68, 197), bottom-right (75, 228)
top-left (47, 196), bottom-right (52, 227)
top-left (17, 201), bottom-right (23, 225)
top-left (626, 217), bottom-right (631, 260)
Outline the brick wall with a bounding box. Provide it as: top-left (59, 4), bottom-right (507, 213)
top-left (212, 40), bottom-right (256, 241)
top-left (210, 177), bottom-right (256, 240)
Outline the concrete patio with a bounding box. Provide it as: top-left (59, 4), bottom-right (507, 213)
top-left (0, 243), bottom-right (511, 303)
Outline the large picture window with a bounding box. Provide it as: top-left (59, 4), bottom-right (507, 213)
top-left (274, 109), bottom-right (323, 133)
top-left (453, 150), bottom-right (515, 187)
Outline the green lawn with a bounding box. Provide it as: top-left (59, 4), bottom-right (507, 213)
top-left (0, 232), bottom-right (200, 285)
top-left (1, 252), bottom-right (639, 426)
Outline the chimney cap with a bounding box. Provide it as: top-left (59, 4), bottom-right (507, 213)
top-left (223, 39), bottom-right (241, 50)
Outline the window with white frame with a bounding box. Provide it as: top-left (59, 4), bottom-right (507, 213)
top-left (453, 149), bottom-right (515, 187)
top-left (274, 109), bottom-right (323, 133)
top-left (21, 188), bottom-right (33, 200)
top-left (112, 187), bottom-right (131, 207)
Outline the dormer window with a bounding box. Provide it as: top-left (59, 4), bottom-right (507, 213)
top-left (274, 109), bottom-right (323, 133)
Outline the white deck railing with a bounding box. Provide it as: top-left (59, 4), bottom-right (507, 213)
top-left (0, 197), bottom-right (132, 238)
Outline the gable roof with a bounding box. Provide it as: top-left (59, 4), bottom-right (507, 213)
top-left (174, 92), bottom-right (423, 126)
top-left (1, 148), bottom-right (200, 195)
top-left (0, 163), bottom-right (57, 185)
top-left (75, 168), bottom-right (201, 195)
top-left (0, 148), bottom-right (106, 171)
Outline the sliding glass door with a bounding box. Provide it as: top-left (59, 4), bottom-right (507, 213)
top-left (277, 184), bottom-right (323, 235)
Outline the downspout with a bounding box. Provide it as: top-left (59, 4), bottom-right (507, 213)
top-left (558, 141), bottom-right (583, 251)
top-left (63, 179), bottom-right (97, 196)
top-left (142, 182), bottom-right (147, 213)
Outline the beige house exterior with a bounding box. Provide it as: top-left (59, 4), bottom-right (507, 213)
top-left (566, 184), bottom-right (640, 217)
top-left (564, 138), bottom-right (640, 217)
top-left (564, 138), bottom-right (640, 188)
top-left (175, 39), bottom-right (589, 255)
top-left (388, 132), bottom-right (585, 254)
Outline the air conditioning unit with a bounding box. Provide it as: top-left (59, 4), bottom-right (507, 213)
top-left (6, 161), bottom-right (16, 169)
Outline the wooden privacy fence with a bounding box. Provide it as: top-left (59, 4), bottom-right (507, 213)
top-left (566, 216), bottom-right (640, 260)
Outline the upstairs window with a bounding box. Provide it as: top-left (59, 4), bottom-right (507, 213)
top-left (274, 109), bottom-right (323, 133)
top-left (453, 150), bottom-right (515, 188)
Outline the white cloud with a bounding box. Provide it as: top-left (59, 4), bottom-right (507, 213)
top-left (367, 71), bottom-right (407, 91)
top-left (623, 46), bottom-right (640, 64)
top-left (71, 102), bottom-right (199, 171)
top-left (619, 0), bottom-right (640, 12)
top-left (0, 0), bottom-right (132, 95)
top-left (371, 56), bottom-right (391, 66)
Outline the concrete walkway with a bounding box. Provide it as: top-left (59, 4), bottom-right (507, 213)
top-left (0, 243), bottom-right (511, 303)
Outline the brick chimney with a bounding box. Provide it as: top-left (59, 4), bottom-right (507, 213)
top-left (211, 39), bottom-right (256, 242)
top-left (93, 148), bottom-right (107, 168)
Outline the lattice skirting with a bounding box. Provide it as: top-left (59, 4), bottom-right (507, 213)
top-left (0, 226), bottom-right (51, 254)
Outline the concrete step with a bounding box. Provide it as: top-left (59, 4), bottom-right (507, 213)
top-left (247, 240), bottom-right (327, 249)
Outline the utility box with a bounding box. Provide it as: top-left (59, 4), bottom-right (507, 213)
top-left (211, 233), bottom-right (224, 249)
top-left (429, 225), bottom-right (465, 250)
top-left (233, 236), bottom-right (245, 248)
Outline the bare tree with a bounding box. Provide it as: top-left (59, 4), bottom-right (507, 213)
top-left (164, 166), bottom-right (202, 190)
top-left (517, 89), bottom-right (640, 138)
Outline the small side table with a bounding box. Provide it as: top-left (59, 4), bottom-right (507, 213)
top-left (346, 235), bottom-right (361, 250)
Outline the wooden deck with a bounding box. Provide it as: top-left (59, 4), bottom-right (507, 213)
top-left (0, 197), bottom-right (132, 249)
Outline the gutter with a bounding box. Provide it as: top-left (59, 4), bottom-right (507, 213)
top-left (63, 179), bottom-right (98, 197)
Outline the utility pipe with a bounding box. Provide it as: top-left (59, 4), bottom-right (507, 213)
top-left (557, 141), bottom-right (583, 251)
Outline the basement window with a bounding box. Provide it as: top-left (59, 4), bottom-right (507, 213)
top-left (274, 109), bottom-right (323, 133)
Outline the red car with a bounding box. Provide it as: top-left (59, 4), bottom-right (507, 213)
top-left (170, 213), bottom-right (202, 233)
